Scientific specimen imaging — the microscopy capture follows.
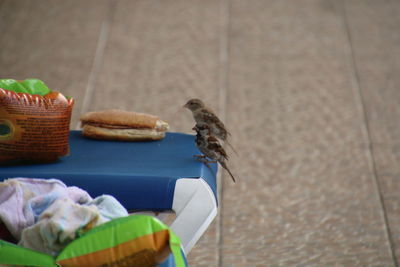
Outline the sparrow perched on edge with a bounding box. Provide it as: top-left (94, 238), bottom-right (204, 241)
top-left (183, 98), bottom-right (237, 154)
top-left (193, 124), bottom-right (236, 183)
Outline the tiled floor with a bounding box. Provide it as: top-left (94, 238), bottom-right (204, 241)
top-left (1, 0), bottom-right (400, 266)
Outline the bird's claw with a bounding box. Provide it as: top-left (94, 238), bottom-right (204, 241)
top-left (193, 154), bottom-right (206, 162)
top-left (193, 155), bottom-right (216, 164)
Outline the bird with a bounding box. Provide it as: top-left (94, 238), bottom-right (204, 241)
top-left (193, 124), bottom-right (236, 183)
top-left (183, 98), bottom-right (237, 154)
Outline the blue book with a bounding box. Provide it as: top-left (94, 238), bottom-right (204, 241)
top-left (0, 131), bottom-right (218, 211)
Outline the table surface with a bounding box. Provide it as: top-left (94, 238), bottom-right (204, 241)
top-left (0, 131), bottom-right (218, 211)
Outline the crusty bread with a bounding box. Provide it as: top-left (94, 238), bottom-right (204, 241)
top-left (80, 109), bottom-right (169, 141)
top-left (80, 109), bottom-right (159, 129)
top-left (81, 124), bottom-right (167, 141)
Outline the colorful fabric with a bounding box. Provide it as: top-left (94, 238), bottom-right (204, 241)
top-left (0, 178), bottom-right (91, 240)
top-left (18, 195), bottom-right (128, 256)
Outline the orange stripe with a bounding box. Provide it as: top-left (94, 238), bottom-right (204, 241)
top-left (57, 230), bottom-right (170, 267)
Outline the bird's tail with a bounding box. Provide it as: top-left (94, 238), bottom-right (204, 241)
top-left (225, 140), bottom-right (238, 156)
top-left (220, 161), bottom-right (236, 183)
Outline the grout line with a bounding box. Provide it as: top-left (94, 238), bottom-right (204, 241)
top-left (342, 1), bottom-right (398, 266)
top-left (217, 0), bottom-right (231, 266)
top-left (76, 0), bottom-right (116, 130)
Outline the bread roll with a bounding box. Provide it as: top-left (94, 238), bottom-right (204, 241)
top-left (80, 109), bottom-right (169, 141)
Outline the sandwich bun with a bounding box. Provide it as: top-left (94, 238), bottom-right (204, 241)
top-left (80, 109), bottom-right (169, 141)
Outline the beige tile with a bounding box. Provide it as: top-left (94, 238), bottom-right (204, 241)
top-left (222, 0), bottom-right (394, 265)
top-left (0, 0), bottom-right (109, 127)
top-left (371, 146), bottom-right (400, 264)
top-left (187, 220), bottom-right (219, 266)
top-left (345, 0), bottom-right (400, 144)
top-left (346, 0), bottom-right (400, 263)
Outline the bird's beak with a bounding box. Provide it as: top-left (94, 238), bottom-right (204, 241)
top-left (183, 103), bottom-right (188, 108)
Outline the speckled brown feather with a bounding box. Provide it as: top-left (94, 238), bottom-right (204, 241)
top-left (184, 99), bottom-right (237, 155)
top-left (194, 125), bottom-right (236, 183)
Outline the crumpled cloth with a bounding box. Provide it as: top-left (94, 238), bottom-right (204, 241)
top-left (18, 195), bottom-right (128, 255)
top-left (87, 194), bottom-right (129, 222)
top-left (0, 177), bottom-right (91, 240)
top-left (0, 177), bottom-right (128, 256)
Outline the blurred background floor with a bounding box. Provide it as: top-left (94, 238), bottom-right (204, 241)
top-left (1, 0), bottom-right (400, 266)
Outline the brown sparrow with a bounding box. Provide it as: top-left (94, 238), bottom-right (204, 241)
top-left (194, 124), bottom-right (236, 182)
top-left (184, 98), bottom-right (237, 154)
